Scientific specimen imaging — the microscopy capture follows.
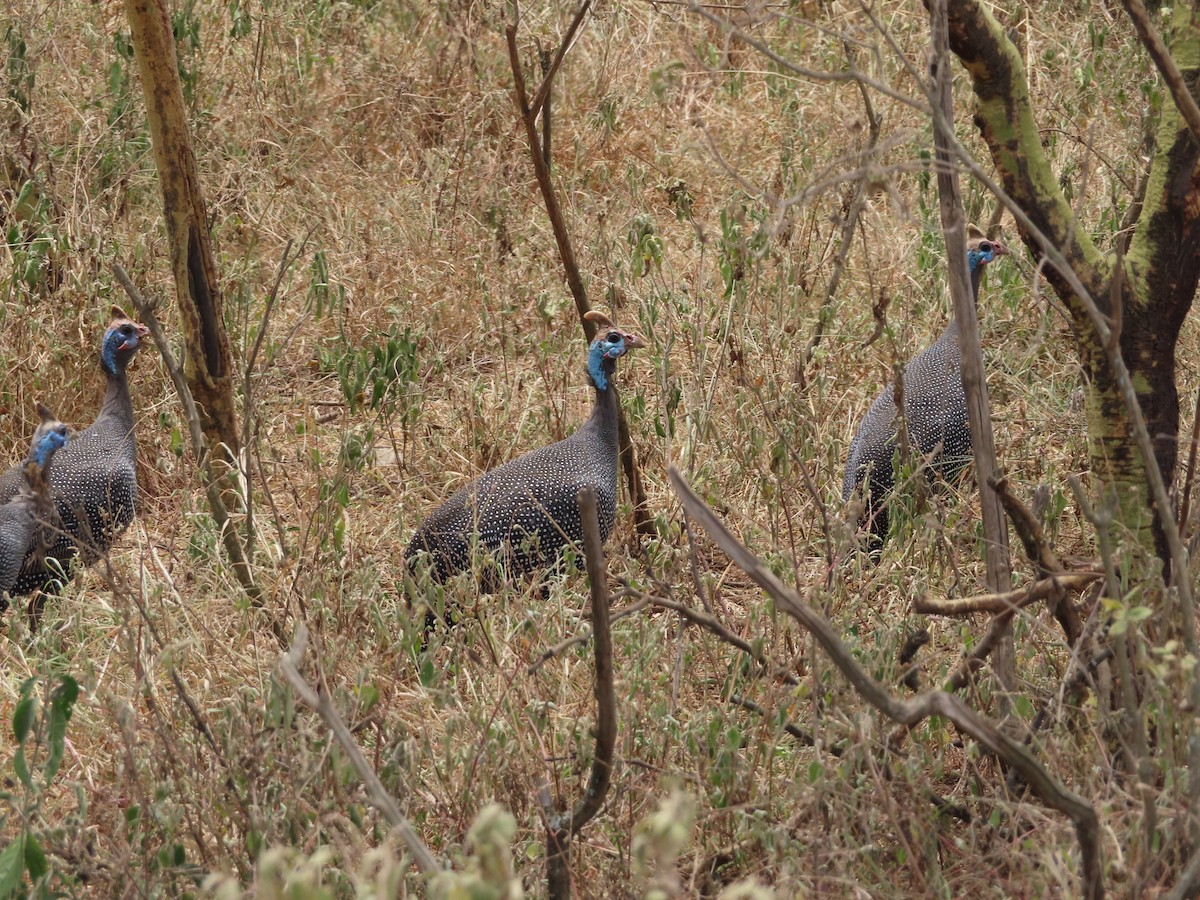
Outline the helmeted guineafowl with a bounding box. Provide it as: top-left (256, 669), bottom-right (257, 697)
top-left (405, 310), bottom-right (646, 591)
top-left (0, 307), bottom-right (149, 595)
top-left (0, 405), bottom-right (70, 597)
top-left (842, 230), bottom-right (1009, 547)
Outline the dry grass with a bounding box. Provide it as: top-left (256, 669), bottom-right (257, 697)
top-left (0, 0), bottom-right (1193, 896)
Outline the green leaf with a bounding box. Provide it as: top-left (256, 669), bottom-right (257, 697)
top-left (12, 748), bottom-right (31, 793)
top-left (45, 676), bottom-right (78, 781)
top-left (0, 837), bottom-right (25, 897)
top-left (22, 833), bottom-right (46, 882)
top-left (12, 698), bottom-right (34, 744)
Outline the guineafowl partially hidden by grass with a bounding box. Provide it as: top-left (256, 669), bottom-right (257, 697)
top-left (0, 405), bottom-right (70, 598)
top-left (843, 229), bottom-right (1009, 548)
top-left (405, 310), bottom-right (646, 602)
top-left (0, 307), bottom-right (149, 596)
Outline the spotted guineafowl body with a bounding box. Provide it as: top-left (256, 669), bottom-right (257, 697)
top-left (843, 234), bottom-right (1008, 545)
top-left (0, 408), bottom-right (70, 597)
top-left (405, 311), bottom-right (645, 587)
top-left (0, 309), bottom-right (149, 595)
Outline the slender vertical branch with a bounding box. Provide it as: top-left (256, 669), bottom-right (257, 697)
top-left (929, 0), bottom-right (1015, 712)
top-left (542, 486), bottom-right (616, 898)
top-left (504, 7), bottom-right (652, 536)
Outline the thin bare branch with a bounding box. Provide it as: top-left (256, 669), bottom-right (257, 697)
top-left (505, 15), bottom-right (652, 536)
top-left (641, 592), bottom-right (800, 688)
top-left (914, 573), bottom-right (1100, 616)
top-left (544, 486), bottom-right (617, 898)
top-left (930, 0), bottom-right (1015, 709)
top-left (669, 466), bottom-right (1103, 899)
top-left (684, 0), bottom-right (929, 114)
top-left (1121, 0), bottom-right (1200, 148)
top-left (527, 597), bottom-right (649, 674)
top-left (279, 625), bottom-right (441, 875)
top-left (527, 1), bottom-right (592, 125)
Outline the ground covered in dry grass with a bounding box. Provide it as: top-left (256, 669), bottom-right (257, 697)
top-left (1, 0), bottom-right (1194, 896)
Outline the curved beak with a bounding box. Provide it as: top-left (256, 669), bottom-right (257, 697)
top-left (622, 330), bottom-right (648, 351)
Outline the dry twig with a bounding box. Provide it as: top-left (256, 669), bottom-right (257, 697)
top-left (669, 466), bottom-right (1103, 899)
top-left (542, 486), bottom-right (617, 898)
top-left (915, 573), bottom-right (1100, 617)
top-left (504, 3), bottom-right (652, 536)
top-left (279, 625), bottom-right (441, 875)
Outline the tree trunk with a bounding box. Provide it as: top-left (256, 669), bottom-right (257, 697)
top-left (125, 0), bottom-right (240, 479)
top-left (945, 1), bottom-right (1200, 578)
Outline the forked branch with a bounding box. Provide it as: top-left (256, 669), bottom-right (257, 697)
top-left (504, 7), bottom-right (652, 536)
top-left (668, 466), bottom-right (1103, 899)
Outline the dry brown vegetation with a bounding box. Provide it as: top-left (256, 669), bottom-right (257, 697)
top-left (0, 0), bottom-right (1196, 896)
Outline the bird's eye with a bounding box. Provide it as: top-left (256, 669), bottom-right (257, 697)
top-left (979, 241), bottom-right (992, 253)
top-left (606, 331), bottom-right (621, 343)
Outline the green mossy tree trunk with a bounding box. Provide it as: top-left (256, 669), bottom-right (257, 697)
top-left (947, 2), bottom-right (1200, 581)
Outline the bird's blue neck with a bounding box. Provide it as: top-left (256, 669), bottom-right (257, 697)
top-left (32, 434), bottom-right (65, 467)
top-left (967, 250), bottom-right (990, 300)
top-left (102, 337), bottom-right (122, 377)
top-left (588, 342), bottom-right (613, 391)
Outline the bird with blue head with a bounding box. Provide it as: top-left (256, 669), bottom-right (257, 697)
top-left (0, 306), bottom-right (150, 598)
top-left (843, 227), bottom-right (1010, 550)
top-left (406, 310), bottom-right (647, 622)
top-left (0, 404), bottom-right (71, 599)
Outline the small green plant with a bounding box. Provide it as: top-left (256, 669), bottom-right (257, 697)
top-left (591, 95), bottom-right (621, 135)
top-left (107, 31), bottom-right (136, 127)
top-left (306, 250), bottom-right (345, 321)
top-left (4, 25), bottom-right (33, 113)
top-left (4, 180), bottom-right (65, 300)
top-left (322, 325), bottom-right (421, 421)
top-left (716, 202), bottom-right (768, 298)
top-left (0, 674), bottom-right (80, 895)
top-left (627, 213), bottom-right (663, 278)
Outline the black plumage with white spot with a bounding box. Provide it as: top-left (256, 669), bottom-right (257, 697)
top-left (405, 310), bottom-right (646, 586)
top-left (0, 307), bottom-right (149, 597)
top-left (0, 405), bottom-right (70, 596)
top-left (842, 231), bottom-right (1009, 545)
